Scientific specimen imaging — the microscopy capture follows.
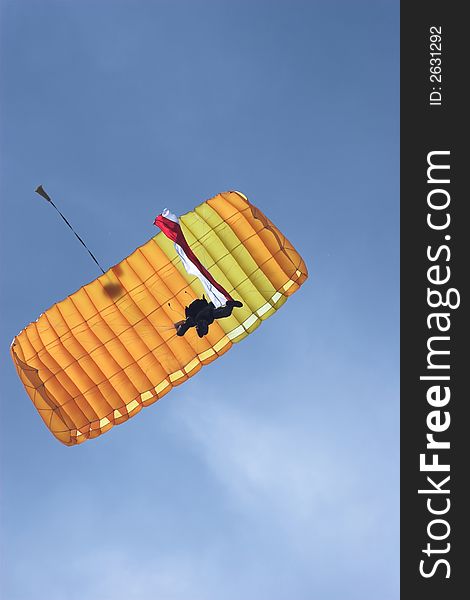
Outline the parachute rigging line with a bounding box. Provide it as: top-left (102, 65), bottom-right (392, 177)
top-left (35, 185), bottom-right (106, 275)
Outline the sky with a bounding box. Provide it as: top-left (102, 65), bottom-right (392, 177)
top-left (0, 1), bottom-right (399, 599)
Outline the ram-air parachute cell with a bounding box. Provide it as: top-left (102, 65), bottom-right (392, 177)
top-left (11, 192), bottom-right (308, 445)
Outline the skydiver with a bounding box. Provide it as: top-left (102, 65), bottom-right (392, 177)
top-left (175, 295), bottom-right (243, 338)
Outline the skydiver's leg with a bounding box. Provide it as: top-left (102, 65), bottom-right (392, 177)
top-left (213, 300), bottom-right (243, 319)
top-left (196, 319), bottom-right (209, 338)
top-left (212, 306), bottom-right (232, 319)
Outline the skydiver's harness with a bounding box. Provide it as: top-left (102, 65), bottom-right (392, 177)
top-left (175, 296), bottom-right (242, 338)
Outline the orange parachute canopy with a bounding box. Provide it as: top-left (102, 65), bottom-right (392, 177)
top-left (11, 191), bottom-right (308, 445)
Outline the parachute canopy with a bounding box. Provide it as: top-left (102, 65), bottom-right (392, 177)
top-left (11, 191), bottom-right (308, 445)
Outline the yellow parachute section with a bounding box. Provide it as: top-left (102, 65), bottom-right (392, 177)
top-left (11, 191), bottom-right (308, 445)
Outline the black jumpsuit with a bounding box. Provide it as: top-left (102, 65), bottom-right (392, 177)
top-left (176, 297), bottom-right (242, 338)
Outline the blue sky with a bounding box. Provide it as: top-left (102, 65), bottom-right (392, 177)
top-left (0, 1), bottom-right (399, 599)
